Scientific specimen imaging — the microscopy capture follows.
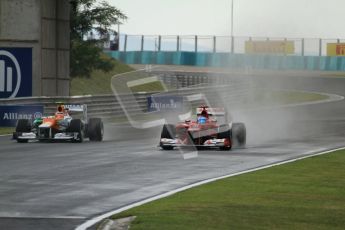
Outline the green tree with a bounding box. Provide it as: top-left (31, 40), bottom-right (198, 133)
top-left (70, 0), bottom-right (127, 78)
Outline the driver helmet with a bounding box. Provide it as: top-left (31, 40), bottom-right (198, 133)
top-left (57, 105), bottom-right (65, 113)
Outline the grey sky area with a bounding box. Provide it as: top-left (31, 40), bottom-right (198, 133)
top-left (108, 0), bottom-right (345, 38)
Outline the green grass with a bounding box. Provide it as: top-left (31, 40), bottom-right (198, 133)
top-left (71, 59), bottom-right (168, 95)
top-left (129, 81), bottom-right (166, 93)
top-left (245, 90), bottom-right (329, 107)
top-left (70, 58), bottom-right (134, 96)
top-left (322, 72), bottom-right (345, 78)
top-left (110, 150), bottom-right (345, 230)
top-left (267, 90), bottom-right (328, 104)
top-left (0, 127), bottom-right (14, 135)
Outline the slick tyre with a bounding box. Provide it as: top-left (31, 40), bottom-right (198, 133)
top-left (232, 123), bottom-right (246, 147)
top-left (15, 119), bottom-right (31, 143)
top-left (160, 124), bottom-right (175, 150)
top-left (88, 118), bottom-right (104, 142)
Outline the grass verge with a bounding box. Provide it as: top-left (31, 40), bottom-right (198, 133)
top-left (110, 149), bottom-right (345, 230)
top-left (248, 90), bottom-right (329, 107)
top-left (0, 127), bottom-right (14, 135)
top-left (264, 90), bottom-right (329, 105)
top-left (70, 58), bottom-right (134, 96)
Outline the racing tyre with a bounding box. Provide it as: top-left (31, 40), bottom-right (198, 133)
top-left (232, 123), bottom-right (246, 147)
top-left (15, 119), bottom-right (32, 143)
top-left (218, 124), bottom-right (232, 150)
top-left (68, 119), bottom-right (84, 143)
top-left (160, 124), bottom-right (175, 150)
top-left (88, 118), bottom-right (104, 142)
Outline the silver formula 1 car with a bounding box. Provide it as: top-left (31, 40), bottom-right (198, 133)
top-left (13, 104), bottom-right (104, 143)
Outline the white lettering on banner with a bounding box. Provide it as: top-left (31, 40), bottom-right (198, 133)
top-left (64, 104), bottom-right (84, 111)
top-left (0, 50), bottom-right (21, 98)
top-left (34, 112), bottom-right (43, 119)
top-left (0, 60), bottom-right (4, 91)
top-left (7, 67), bottom-right (12, 92)
top-left (150, 99), bottom-right (179, 109)
top-left (3, 113), bottom-right (33, 120)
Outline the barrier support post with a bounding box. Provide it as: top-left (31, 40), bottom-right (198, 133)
top-left (141, 35), bottom-right (144, 51)
top-left (158, 35), bottom-right (161, 52)
top-left (319, 38), bottom-right (322, 56)
top-left (231, 36), bottom-right (234, 53)
top-left (177, 36), bottom-right (180, 52)
top-left (124, 35), bottom-right (127, 52)
top-left (213, 36), bottom-right (216, 53)
top-left (301, 38), bottom-right (304, 56)
top-left (195, 35), bottom-right (198, 53)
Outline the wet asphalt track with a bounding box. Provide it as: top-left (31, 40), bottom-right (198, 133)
top-left (1, 73), bottom-right (345, 230)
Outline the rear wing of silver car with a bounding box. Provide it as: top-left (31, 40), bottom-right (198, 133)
top-left (64, 104), bottom-right (88, 121)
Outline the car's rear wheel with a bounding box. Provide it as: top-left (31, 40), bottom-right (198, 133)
top-left (15, 119), bottom-right (32, 143)
top-left (88, 118), bottom-right (104, 141)
top-left (232, 123), bottom-right (246, 147)
top-left (218, 124), bottom-right (232, 150)
top-left (160, 124), bottom-right (175, 150)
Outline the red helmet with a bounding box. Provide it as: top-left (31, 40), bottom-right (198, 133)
top-left (57, 105), bottom-right (65, 113)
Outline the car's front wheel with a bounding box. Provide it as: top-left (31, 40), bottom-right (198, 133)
top-left (15, 119), bottom-right (32, 143)
top-left (160, 124), bottom-right (175, 150)
top-left (68, 119), bottom-right (84, 143)
top-left (218, 124), bottom-right (232, 150)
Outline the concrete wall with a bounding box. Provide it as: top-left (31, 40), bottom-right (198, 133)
top-left (41, 0), bottom-right (70, 96)
top-left (0, 0), bottom-right (70, 97)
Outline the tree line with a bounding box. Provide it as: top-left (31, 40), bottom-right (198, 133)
top-left (70, 0), bottom-right (127, 78)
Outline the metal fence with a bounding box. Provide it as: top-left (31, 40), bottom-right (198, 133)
top-left (107, 35), bottom-right (345, 57)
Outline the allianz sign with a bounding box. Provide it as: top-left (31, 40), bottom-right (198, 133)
top-left (0, 105), bottom-right (43, 127)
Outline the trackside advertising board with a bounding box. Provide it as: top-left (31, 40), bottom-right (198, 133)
top-left (147, 95), bottom-right (183, 112)
top-left (245, 40), bottom-right (295, 55)
top-left (0, 48), bottom-right (32, 98)
top-left (0, 105), bottom-right (43, 127)
top-left (327, 43), bottom-right (345, 56)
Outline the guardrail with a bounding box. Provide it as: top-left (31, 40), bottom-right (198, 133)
top-left (0, 94), bottom-right (148, 118)
top-left (0, 71), bottom-right (252, 120)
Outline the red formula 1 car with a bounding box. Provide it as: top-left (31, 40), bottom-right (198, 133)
top-left (159, 106), bottom-right (246, 150)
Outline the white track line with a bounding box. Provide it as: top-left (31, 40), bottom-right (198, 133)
top-left (75, 146), bottom-right (345, 230)
top-left (0, 215), bottom-right (85, 220)
top-left (0, 134), bottom-right (11, 137)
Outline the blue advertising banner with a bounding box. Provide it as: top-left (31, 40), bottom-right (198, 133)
top-left (0, 105), bottom-right (43, 127)
top-left (147, 95), bottom-right (183, 112)
top-left (0, 48), bottom-right (32, 98)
